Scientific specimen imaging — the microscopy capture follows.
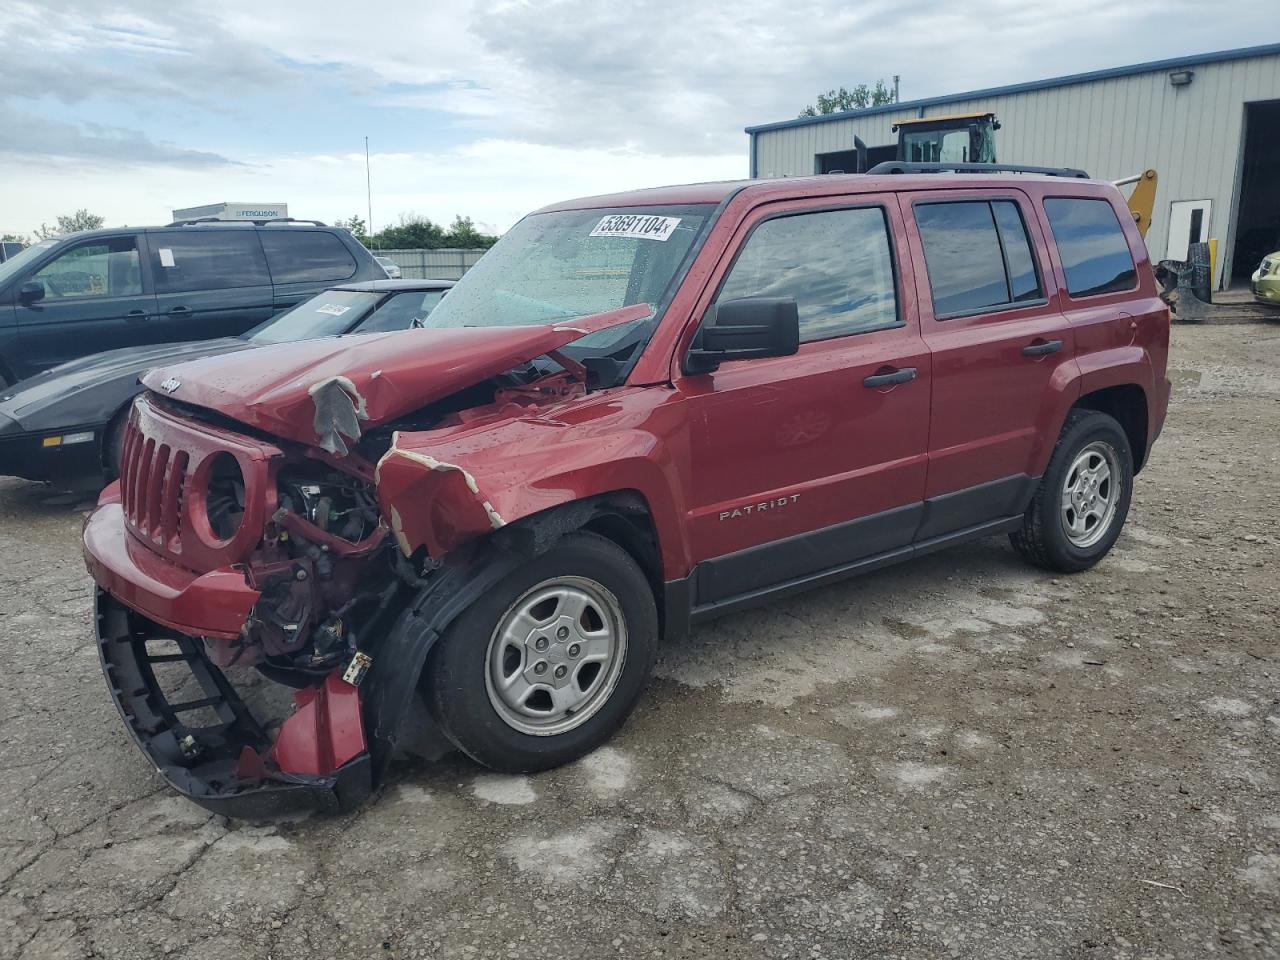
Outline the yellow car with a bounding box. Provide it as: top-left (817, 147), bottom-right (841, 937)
top-left (1253, 252), bottom-right (1280, 305)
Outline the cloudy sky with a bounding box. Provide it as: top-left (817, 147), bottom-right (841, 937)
top-left (0, 0), bottom-right (1263, 236)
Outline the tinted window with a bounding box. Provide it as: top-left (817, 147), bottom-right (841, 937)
top-left (32, 237), bottom-right (142, 300)
top-left (991, 201), bottom-right (1042, 302)
top-left (916, 200), bottom-right (1044, 316)
top-left (260, 231), bottom-right (358, 284)
top-left (356, 290), bottom-right (447, 333)
top-left (917, 202), bottom-right (1006, 315)
top-left (716, 207), bottom-right (898, 343)
top-left (150, 232), bottom-right (270, 293)
top-left (1043, 198), bottom-right (1137, 297)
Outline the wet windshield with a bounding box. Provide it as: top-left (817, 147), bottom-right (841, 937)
top-left (0, 239), bottom-right (58, 288)
top-left (422, 204), bottom-right (714, 354)
top-left (246, 290), bottom-right (382, 344)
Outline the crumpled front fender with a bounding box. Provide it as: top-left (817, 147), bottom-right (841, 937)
top-left (373, 405), bottom-right (687, 569)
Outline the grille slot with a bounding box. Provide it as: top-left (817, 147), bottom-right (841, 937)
top-left (120, 422), bottom-right (188, 549)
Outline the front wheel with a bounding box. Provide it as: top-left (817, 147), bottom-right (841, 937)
top-left (1010, 409), bottom-right (1133, 572)
top-left (424, 531), bottom-right (658, 772)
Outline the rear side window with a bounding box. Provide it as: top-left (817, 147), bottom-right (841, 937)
top-left (150, 232), bottom-right (270, 293)
top-left (915, 200), bottom-right (1044, 317)
top-left (715, 207), bottom-right (898, 343)
top-left (260, 231), bottom-right (358, 284)
top-left (1043, 198), bottom-right (1137, 297)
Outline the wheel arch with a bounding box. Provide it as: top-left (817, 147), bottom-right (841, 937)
top-left (1072, 383), bottom-right (1150, 472)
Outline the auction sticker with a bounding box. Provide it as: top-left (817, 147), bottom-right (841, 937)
top-left (315, 303), bottom-right (351, 317)
top-left (590, 215), bottom-right (681, 242)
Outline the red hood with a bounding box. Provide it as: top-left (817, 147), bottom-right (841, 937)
top-left (140, 306), bottom-right (651, 450)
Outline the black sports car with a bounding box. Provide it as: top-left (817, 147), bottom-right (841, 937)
top-left (0, 278), bottom-right (452, 488)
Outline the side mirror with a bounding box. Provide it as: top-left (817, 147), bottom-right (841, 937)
top-left (19, 280), bottom-right (45, 305)
top-left (685, 297), bottom-right (799, 373)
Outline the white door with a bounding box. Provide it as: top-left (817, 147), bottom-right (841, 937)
top-left (1167, 200), bottom-right (1212, 262)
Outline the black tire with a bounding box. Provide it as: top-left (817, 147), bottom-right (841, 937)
top-left (1010, 409), bottom-right (1133, 573)
top-left (424, 531), bottom-right (658, 773)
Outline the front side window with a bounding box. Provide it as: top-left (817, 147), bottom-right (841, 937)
top-left (715, 207), bottom-right (898, 343)
top-left (260, 231), bottom-right (358, 284)
top-left (1043, 198), bottom-right (1137, 297)
top-left (246, 290), bottom-right (381, 344)
top-left (150, 232), bottom-right (270, 293)
top-left (915, 199), bottom-right (1044, 317)
top-left (356, 290), bottom-right (447, 333)
top-left (31, 237), bottom-right (143, 300)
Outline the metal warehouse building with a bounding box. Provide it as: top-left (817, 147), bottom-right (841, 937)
top-left (746, 44), bottom-right (1280, 289)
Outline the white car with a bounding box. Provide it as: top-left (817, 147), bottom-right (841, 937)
top-left (374, 255), bottom-right (401, 279)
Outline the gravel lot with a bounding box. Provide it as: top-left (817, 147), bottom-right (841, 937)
top-left (1, 324), bottom-right (1277, 960)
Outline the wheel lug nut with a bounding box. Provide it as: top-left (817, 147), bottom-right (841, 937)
top-left (554, 665), bottom-right (568, 679)
top-left (533, 661), bottom-right (548, 675)
top-left (556, 626), bottom-right (570, 640)
top-left (534, 637), bottom-right (549, 651)
top-left (568, 644), bottom-right (581, 658)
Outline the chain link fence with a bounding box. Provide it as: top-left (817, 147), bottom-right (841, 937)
top-left (372, 248), bottom-right (488, 280)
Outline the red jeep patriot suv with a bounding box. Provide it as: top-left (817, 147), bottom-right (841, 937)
top-left (83, 165), bottom-right (1170, 815)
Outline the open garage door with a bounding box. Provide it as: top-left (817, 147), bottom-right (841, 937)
top-left (1231, 99), bottom-right (1280, 283)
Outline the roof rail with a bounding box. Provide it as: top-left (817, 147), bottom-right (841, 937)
top-left (866, 161), bottom-right (1090, 179)
top-left (166, 216), bottom-right (329, 227)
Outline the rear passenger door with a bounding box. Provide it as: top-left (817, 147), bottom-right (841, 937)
top-left (902, 192), bottom-right (1074, 537)
top-left (676, 197), bottom-right (932, 607)
top-left (148, 230), bottom-right (274, 342)
top-left (259, 231), bottom-right (360, 312)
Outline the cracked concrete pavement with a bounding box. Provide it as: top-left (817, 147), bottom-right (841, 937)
top-left (1, 325), bottom-right (1278, 959)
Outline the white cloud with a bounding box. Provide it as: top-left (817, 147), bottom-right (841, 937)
top-left (0, 140), bottom-right (743, 235)
top-left (0, 0), bottom-right (1262, 235)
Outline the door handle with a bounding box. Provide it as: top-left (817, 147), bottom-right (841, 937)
top-left (1022, 339), bottom-right (1063, 357)
top-left (125, 309), bottom-right (149, 323)
top-left (167, 305), bottom-right (192, 316)
top-left (863, 366), bottom-right (917, 388)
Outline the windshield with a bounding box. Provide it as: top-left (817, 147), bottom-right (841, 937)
top-left (247, 290), bottom-right (381, 344)
top-left (421, 204), bottom-right (714, 354)
top-left (0, 239), bottom-right (58, 288)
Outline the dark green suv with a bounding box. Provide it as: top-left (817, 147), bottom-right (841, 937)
top-left (0, 220), bottom-right (384, 387)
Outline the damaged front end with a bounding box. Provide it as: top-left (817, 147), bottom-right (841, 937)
top-left (84, 309), bottom-right (648, 815)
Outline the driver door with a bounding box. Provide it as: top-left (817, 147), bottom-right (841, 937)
top-left (673, 196), bottom-right (931, 608)
top-left (13, 234), bottom-right (155, 378)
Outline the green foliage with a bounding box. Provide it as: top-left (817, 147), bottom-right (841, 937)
top-left (799, 79), bottom-right (896, 118)
top-left (1, 232), bottom-right (28, 244)
top-left (366, 213), bottom-right (498, 250)
top-left (335, 215), bottom-right (369, 244)
top-left (33, 209), bottom-right (106, 239)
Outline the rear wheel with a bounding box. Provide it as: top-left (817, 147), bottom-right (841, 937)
top-left (425, 532), bottom-right (658, 772)
top-left (1010, 409), bottom-right (1133, 572)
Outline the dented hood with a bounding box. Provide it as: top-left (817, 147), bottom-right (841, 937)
top-left (139, 305), bottom-right (650, 451)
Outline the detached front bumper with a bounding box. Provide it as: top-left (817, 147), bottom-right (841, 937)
top-left (86, 494), bottom-right (373, 817)
top-left (95, 589), bottom-right (372, 818)
top-left (83, 495), bottom-right (260, 640)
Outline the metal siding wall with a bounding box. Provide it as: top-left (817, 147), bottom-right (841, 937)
top-left (375, 247), bottom-right (487, 280)
top-left (753, 53), bottom-right (1280, 283)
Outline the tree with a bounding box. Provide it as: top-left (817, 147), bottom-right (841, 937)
top-left (1, 232), bottom-right (28, 244)
top-left (335, 215), bottom-right (369, 244)
top-left (441, 215), bottom-right (497, 249)
top-left (373, 213), bottom-right (447, 250)
top-left (799, 79), bottom-right (896, 118)
top-left (33, 209), bottom-right (106, 239)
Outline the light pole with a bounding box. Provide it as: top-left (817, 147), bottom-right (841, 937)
top-left (365, 136), bottom-right (373, 247)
